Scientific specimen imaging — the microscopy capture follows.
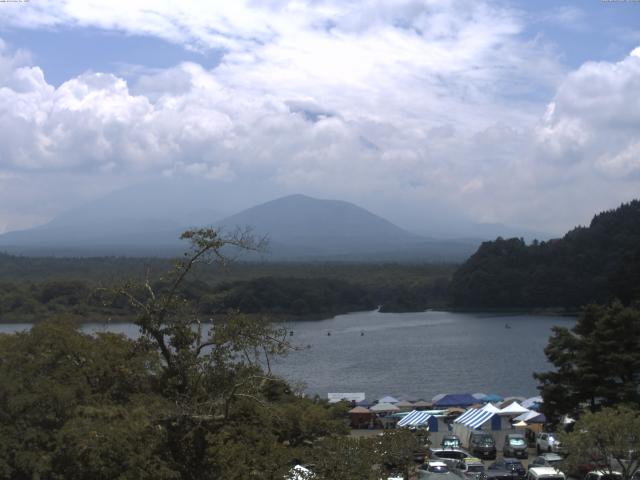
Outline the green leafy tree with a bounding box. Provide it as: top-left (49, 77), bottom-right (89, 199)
top-left (0, 320), bottom-right (173, 479)
top-left (560, 406), bottom-right (640, 480)
top-left (309, 436), bottom-right (380, 479)
top-left (534, 302), bottom-right (640, 424)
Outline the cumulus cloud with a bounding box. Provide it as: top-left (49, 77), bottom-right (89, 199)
top-left (536, 48), bottom-right (640, 175)
top-left (0, 2), bottom-right (637, 234)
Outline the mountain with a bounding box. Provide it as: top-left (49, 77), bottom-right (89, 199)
top-left (215, 194), bottom-right (479, 261)
top-left (450, 200), bottom-right (640, 309)
top-left (0, 189), bottom-right (480, 260)
top-left (216, 194), bottom-right (418, 252)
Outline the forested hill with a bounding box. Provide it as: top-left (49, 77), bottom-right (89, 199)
top-left (450, 200), bottom-right (640, 309)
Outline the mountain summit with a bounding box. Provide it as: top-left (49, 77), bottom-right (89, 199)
top-left (216, 194), bottom-right (420, 254)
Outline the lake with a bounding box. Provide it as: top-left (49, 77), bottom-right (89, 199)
top-left (0, 310), bottom-right (575, 402)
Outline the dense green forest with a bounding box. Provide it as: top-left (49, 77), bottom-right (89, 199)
top-left (450, 200), bottom-right (640, 309)
top-left (0, 257), bottom-right (454, 322)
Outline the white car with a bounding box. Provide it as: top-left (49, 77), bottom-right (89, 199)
top-left (584, 470), bottom-right (623, 480)
top-left (536, 433), bottom-right (564, 454)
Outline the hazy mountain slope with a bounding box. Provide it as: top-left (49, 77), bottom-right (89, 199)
top-left (216, 194), bottom-right (423, 253)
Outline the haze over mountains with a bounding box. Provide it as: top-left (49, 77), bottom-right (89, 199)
top-left (0, 179), bottom-right (551, 261)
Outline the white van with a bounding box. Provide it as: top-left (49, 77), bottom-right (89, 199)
top-left (527, 467), bottom-right (566, 480)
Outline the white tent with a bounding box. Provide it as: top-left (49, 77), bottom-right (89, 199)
top-left (499, 402), bottom-right (530, 416)
top-left (482, 403), bottom-right (501, 414)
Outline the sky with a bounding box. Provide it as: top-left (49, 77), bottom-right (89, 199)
top-left (0, 0), bottom-right (639, 236)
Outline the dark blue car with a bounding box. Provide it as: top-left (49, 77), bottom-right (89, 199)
top-left (488, 458), bottom-right (526, 480)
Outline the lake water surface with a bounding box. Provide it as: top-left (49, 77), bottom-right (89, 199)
top-left (0, 310), bottom-right (575, 401)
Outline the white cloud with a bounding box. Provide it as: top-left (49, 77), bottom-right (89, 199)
top-left (0, 3), bottom-right (637, 234)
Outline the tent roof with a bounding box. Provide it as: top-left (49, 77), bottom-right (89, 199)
top-left (528, 413), bottom-right (547, 424)
top-left (482, 403), bottom-right (501, 414)
top-left (349, 406), bottom-right (371, 414)
top-left (472, 392), bottom-right (487, 400)
top-left (398, 410), bottom-right (433, 427)
top-left (431, 393), bottom-right (446, 403)
top-left (413, 400), bottom-right (433, 408)
top-left (500, 402), bottom-right (530, 415)
top-left (513, 410), bottom-right (540, 422)
top-left (455, 408), bottom-right (479, 424)
top-left (378, 395), bottom-right (399, 404)
top-left (395, 400), bottom-right (415, 408)
top-left (433, 394), bottom-right (477, 407)
top-left (454, 408), bottom-right (498, 429)
top-left (370, 402), bottom-right (400, 412)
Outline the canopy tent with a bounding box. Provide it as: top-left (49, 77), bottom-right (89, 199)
top-left (455, 408), bottom-right (480, 424)
top-left (348, 406), bottom-right (372, 428)
top-left (378, 395), bottom-right (399, 404)
top-left (454, 408), bottom-right (501, 430)
top-left (499, 402), bottom-right (530, 416)
top-left (433, 394), bottom-right (477, 408)
top-left (397, 410), bottom-right (433, 427)
top-left (413, 400), bottom-right (433, 410)
top-left (395, 400), bottom-right (415, 411)
top-left (482, 403), bottom-right (502, 414)
top-left (472, 393), bottom-right (487, 400)
top-left (370, 402), bottom-right (400, 413)
top-left (349, 406), bottom-right (371, 414)
top-left (522, 396), bottom-right (543, 410)
top-left (356, 399), bottom-right (373, 408)
top-left (431, 393), bottom-right (446, 403)
top-left (513, 420), bottom-right (528, 427)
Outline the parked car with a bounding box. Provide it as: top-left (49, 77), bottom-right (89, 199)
top-left (453, 457), bottom-right (486, 480)
top-left (528, 454), bottom-right (563, 471)
top-left (488, 459), bottom-right (526, 480)
top-left (486, 468), bottom-right (515, 480)
top-left (536, 433), bottom-right (564, 454)
top-left (503, 434), bottom-right (528, 459)
top-left (469, 432), bottom-right (497, 460)
top-left (418, 461), bottom-right (460, 480)
top-left (430, 448), bottom-right (474, 463)
top-left (526, 467), bottom-right (566, 480)
top-left (442, 435), bottom-right (462, 449)
top-left (584, 470), bottom-right (623, 480)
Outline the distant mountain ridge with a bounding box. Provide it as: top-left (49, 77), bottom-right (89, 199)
top-left (450, 200), bottom-right (640, 308)
top-left (0, 185), bottom-right (531, 261)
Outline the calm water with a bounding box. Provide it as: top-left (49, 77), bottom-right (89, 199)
top-left (0, 310), bottom-right (574, 401)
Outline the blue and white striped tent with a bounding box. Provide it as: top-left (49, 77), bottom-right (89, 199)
top-left (454, 408), bottom-right (501, 430)
top-left (397, 410), bottom-right (438, 431)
